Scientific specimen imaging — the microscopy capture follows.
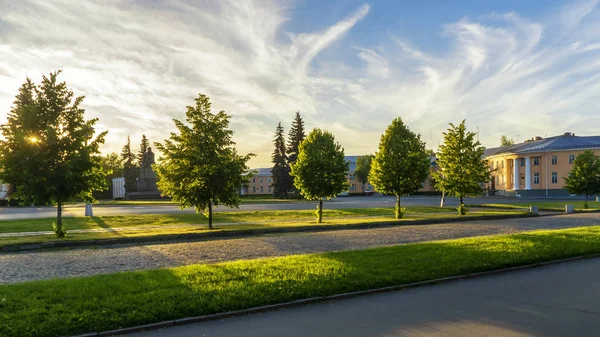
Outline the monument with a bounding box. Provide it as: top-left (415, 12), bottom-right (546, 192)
top-left (127, 147), bottom-right (162, 199)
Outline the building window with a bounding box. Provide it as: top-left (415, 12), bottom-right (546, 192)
top-left (502, 161), bottom-right (504, 168)
top-left (491, 161), bottom-right (494, 169)
top-left (569, 154), bottom-right (575, 164)
top-left (551, 156), bottom-right (557, 165)
top-left (496, 176), bottom-right (499, 185)
top-left (520, 158), bottom-right (525, 167)
top-left (502, 175), bottom-right (505, 185)
top-left (268, 178), bottom-right (272, 183)
top-left (349, 174), bottom-right (355, 180)
top-left (351, 184), bottom-right (356, 191)
top-left (260, 186), bottom-right (264, 193)
top-left (252, 178), bottom-right (256, 183)
top-left (533, 173), bottom-right (540, 184)
top-left (533, 157), bottom-right (539, 166)
top-left (259, 178), bottom-right (263, 183)
top-left (268, 187), bottom-right (271, 193)
top-left (496, 161), bottom-right (499, 169)
top-left (252, 186), bottom-right (256, 193)
top-left (551, 172), bottom-right (558, 184)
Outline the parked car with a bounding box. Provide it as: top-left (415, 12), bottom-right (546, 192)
top-left (338, 191), bottom-right (350, 197)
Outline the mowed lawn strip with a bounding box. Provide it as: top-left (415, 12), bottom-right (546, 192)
top-left (470, 201), bottom-right (600, 211)
top-left (0, 206), bottom-right (517, 234)
top-left (1, 226), bottom-right (600, 337)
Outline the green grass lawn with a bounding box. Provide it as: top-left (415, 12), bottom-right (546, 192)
top-left (0, 207), bottom-right (525, 248)
top-left (471, 201), bottom-right (600, 211)
top-left (1, 226), bottom-right (599, 337)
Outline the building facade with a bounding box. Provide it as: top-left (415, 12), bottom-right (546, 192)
top-left (484, 133), bottom-right (600, 197)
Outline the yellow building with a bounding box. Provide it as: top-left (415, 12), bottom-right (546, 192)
top-left (484, 132), bottom-right (600, 197)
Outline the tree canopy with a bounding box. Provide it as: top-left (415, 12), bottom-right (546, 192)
top-left (354, 155), bottom-right (374, 192)
top-left (369, 118), bottom-right (430, 219)
top-left (290, 128), bottom-right (348, 223)
top-left (0, 71), bottom-right (107, 236)
top-left (564, 150), bottom-right (600, 208)
top-left (434, 120), bottom-right (490, 215)
top-left (500, 135), bottom-right (515, 147)
top-left (270, 122), bottom-right (292, 198)
top-left (154, 94), bottom-right (253, 229)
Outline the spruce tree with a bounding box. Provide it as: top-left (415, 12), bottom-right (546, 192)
top-left (137, 134), bottom-right (150, 165)
top-left (271, 122), bottom-right (291, 198)
top-left (287, 111), bottom-right (305, 167)
top-left (121, 136), bottom-right (138, 194)
top-left (369, 118), bottom-right (430, 219)
top-left (434, 120), bottom-right (490, 215)
top-left (0, 71), bottom-right (107, 237)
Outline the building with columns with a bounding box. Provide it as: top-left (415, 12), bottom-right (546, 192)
top-left (484, 132), bottom-right (600, 197)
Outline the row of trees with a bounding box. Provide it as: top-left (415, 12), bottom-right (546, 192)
top-left (270, 113), bottom-right (305, 198)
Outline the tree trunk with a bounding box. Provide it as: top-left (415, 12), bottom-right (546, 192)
top-left (317, 198), bottom-right (323, 223)
top-left (440, 191), bottom-right (445, 207)
top-left (460, 195), bottom-right (463, 206)
top-left (57, 200), bottom-right (62, 229)
top-left (208, 200), bottom-right (213, 230)
top-left (395, 195), bottom-right (402, 219)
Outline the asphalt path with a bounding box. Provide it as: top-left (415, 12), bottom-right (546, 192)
top-left (0, 195), bottom-right (572, 220)
top-left (123, 257), bottom-right (600, 337)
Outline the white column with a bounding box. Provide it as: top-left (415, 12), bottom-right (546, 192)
top-left (513, 158), bottom-right (519, 190)
top-left (525, 157), bottom-right (531, 190)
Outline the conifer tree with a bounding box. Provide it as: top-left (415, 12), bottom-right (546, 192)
top-left (291, 128), bottom-right (348, 223)
top-left (287, 111), bottom-right (305, 167)
top-left (121, 136), bottom-right (138, 193)
top-left (137, 134), bottom-right (150, 165)
top-left (0, 71), bottom-right (107, 237)
top-left (434, 120), bottom-right (490, 215)
top-left (564, 150), bottom-right (600, 209)
top-left (369, 118), bottom-right (430, 219)
top-left (271, 122), bottom-right (291, 198)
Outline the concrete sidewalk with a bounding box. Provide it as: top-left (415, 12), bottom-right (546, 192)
top-left (123, 257), bottom-right (600, 337)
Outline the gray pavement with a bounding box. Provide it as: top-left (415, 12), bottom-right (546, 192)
top-left (2, 212), bottom-right (598, 284)
top-left (0, 195), bottom-right (567, 220)
top-left (123, 257), bottom-right (600, 337)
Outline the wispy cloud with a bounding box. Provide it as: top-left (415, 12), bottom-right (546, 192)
top-left (1, 0), bottom-right (600, 167)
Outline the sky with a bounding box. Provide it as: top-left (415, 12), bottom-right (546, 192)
top-left (2, 0), bottom-right (600, 168)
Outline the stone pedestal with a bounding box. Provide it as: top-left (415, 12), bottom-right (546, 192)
top-left (529, 206), bottom-right (539, 215)
top-left (565, 204), bottom-right (574, 213)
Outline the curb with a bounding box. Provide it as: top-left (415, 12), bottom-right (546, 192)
top-left (70, 253), bottom-right (600, 337)
top-left (2, 213), bottom-right (537, 253)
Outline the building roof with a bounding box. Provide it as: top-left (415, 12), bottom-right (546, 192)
top-left (245, 167), bottom-right (272, 176)
top-left (484, 133), bottom-right (600, 157)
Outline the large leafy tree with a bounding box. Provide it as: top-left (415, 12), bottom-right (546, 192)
top-left (369, 118), bottom-right (430, 219)
top-left (564, 150), bottom-right (600, 209)
top-left (0, 71), bottom-right (107, 237)
top-left (101, 152), bottom-right (124, 188)
top-left (137, 134), bottom-right (150, 165)
top-left (434, 120), bottom-right (490, 215)
top-left (354, 155), bottom-right (374, 193)
top-left (121, 136), bottom-right (138, 194)
top-left (154, 94), bottom-right (253, 229)
top-left (271, 122), bottom-right (292, 198)
top-left (290, 128), bottom-right (349, 223)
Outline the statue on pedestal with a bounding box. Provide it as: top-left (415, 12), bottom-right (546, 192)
top-left (137, 147), bottom-right (158, 192)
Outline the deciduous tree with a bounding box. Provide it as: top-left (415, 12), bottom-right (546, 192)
top-left (354, 155), bottom-right (374, 193)
top-left (154, 94), bottom-right (253, 229)
top-left (434, 120), bottom-right (490, 215)
top-left (271, 122), bottom-right (292, 198)
top-left (369, 118), bottom-right (430, 219)
top-left (0, 71), bottom-right (107, 237)
top-left (564, 150), bottom-right (600, 209)
top-left (500, 135), bottom-right (515, 147)
top-left (290, 129), bottom-right (348, 223)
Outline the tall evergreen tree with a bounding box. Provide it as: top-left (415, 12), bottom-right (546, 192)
top-left (434, 120), bottom-right (490, 215)
top-left (137, 134), bottom-right (150, 165)
top-left (271, 122), bottom-right (291, 198)
top-left (290, 128), bottom-right (349, 223)
top-left (287, 111), bottom-right (305, 166)
top-left (564, 150), bottom-right (600, 209)
top-left (154, 94), bottom-right (254, 229)
top-left (0, 71), bottom-right (107, 237)
top-left (121, 136), bottom-right (138, 194)
top-left (369, 118), bottom-right (430, 219)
